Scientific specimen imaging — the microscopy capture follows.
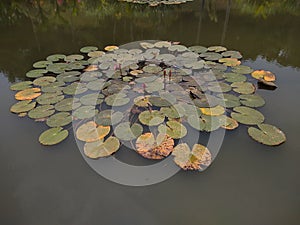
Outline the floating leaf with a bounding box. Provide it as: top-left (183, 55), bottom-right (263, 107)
top-left (208, 82), bottom-right (232, 93)
top-left (217, 93), bottom-right (240, 108)
top-left (188, 46), bottom-right (208, 54)
top-left (88, 51), bottom-right (105, 58)
top-left (41, 81), bottom-right (65, 93)
top-left (104, 45), bottom-right (119, 51)
top-left (139, 110), bottom-right (165, 126)
top-left (36, 92), bottom-right (64, 105)
top-left (160, 105), bottom-right (185, 119)
top-left (158, 120), bottom-right (187, 139)
top-left (248, 124), bottom-right (286, 146)
top-left (142, 65), bottom-right (162, 73)
top-left (232, 65), bottom-right (253, 74)
top-left (10, 100), bottom-right (36, 113)
top-left (239, 94), bottom-right (265, 107)
top-left (80, 93), bottom-right (104, 105)
top-left (46, 112), bottom-right (72, 127)
top-left (149, 96), bottom-right (173, 107)
top-left (46, 54), bottom-right (66, 62)
top-left (223, 73), bottom-right (246, 83)
top-left (168, 45), bottom-right (187, 52)
top-left (10, 81), bottom-right (33, 91)
top-left (33, 76), bottom-right (56, 86)
top-left (154, 41), bottom-right (171, 48)
top-left (39, 127), bottom-right (68, 146)
top-left (63, 83), bottom-right (88, 95)
top-left (95, 110), bottom-right (123, 126)
top-left (33, 60), bottom-right (52, 69)
top-left (200, 105), bottom-right (225, 116)
top-left (28, 105), bottom-right (55, 119)
top-left (54, 98), bottom-right (81, 111)
top-left (231, 82), bottom-right (255, 94)
top-left (219, 58), bottom-right (241, 67)
top-left (83, 137), bottom-right (120, 159)
top-left (207, 46), bottom-right (227, 52)
top-left (73, 106), bottom-right (98, 120)
top-left (136, 133), bottom-right (174, 159)
top-left (26, 69), bottom-right (48, 78)
top-left (187, 115), bottom-right (221, 132)
top-left (80, 46), bottom-right (98, 53)
top-left (231, 106), bottom-right (264, 125)
top-left (105, 93), bottom-right (130, 107)
top-left (76, 121), bottom-right (110, 142)
top-left (114, 122), bottom-right (143, 141)
top-left (251, 70), bottom-right (276, 81)
top-left (134, 96), bottom-right (151, 107)
top-left (172, 143), bottom-right (212, 170)
top-left (65, 54), bottom-right (84, 62)
top-left (221, 50), bottom-right (242, 59)
top-left (199, 52), bottom-right (222, 61)
top-left (219, 115), bottom-right (239, 130)
top-left (15, 88), bottom-right (41, 100)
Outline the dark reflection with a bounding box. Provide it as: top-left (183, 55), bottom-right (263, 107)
top-left (0, 0), bottom-right (299, 82)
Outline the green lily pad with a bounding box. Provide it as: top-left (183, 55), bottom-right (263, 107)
top-left (223, 73), bottom-right (247, 83)
top-left (10, 81), bottom-right (33, 91)
top-left (232, 65), bottom-right (253, 74)
top-left (207, 46), bottom-right (227, 52)
top-left (231, 82), bottom-right (255, 94)
top-left (168, 45), bottom-right (187, 52)
top-left (28, 105), bottom-right (55, 119)
top-left (65, 54), bottom-right (84, 62)
top-left (10, 100), bottom-right (36, 113)
top-left (217, 93), bottom-right (240, 108)
top-left (158, 120), bottom-right (187, 139)
top-left (239, 94), bottom-right (265, 107)
top-left (154, 41), bottom-right (171, 48)
top-left (143, 65), bottom-right (162, 73)
top-left (46, 112), bottom-right (72, 127)
top-left (105, 93), bottom-right (130, 107)
top-left (187, 115), bottom-right (221, 132)
top-left (248, 124), bottom-right (286, 146)
top-left (188, 46), bottom-right (208, 54)
top-left (54, 98), bottom-right (81, 112)
top-left (86, 79), bottom-right (106, 91)
top-left (95, 110), bottom-right (123, 126)
top-left (36, 92), bottom-right (64, 105)
top-left (56, 71), bottom-right (81, 83)
top-left (88, 51), bottom-right (105, 58)
top-left (83, 137), bottom-right (120, 159)
top-left (39, 127), bottom-right (68, 145)
top-left (139, 110), bottom-right (165, 126)
top-left (26, 69), bottom-right (48, 78)
top-left (41, 81), bottom-right (65, 93)
top-left (114, 122), bottom-right (143, 141)
top-left (46, 54), bottom-right (66, 62)
top-left (33, 76), bottom-right (56, 86)
top-left (199, 52), bottom-right (222, 61)
top-left (80, 93), bottom-right (104, 106)
top-left (221, 50), bottom-right (242, 59)
top-left (172, 143), bottom-right (212, 170)
top-left (80, 72), bottom-right (102, 82)
top-left (219, 115), bottom-right (239, 130)
top-left (134, 96), bottom-right (151, 107)
top-left (63, 83), bottom-right (88, 95)
top-left (207, 82), bottom-right (232, 93)
top-left (33, 60), bottom-right (52, 69)
top-left (231, 106), bottom-right (264, 125)
top-left (73, 106), bottom-right (98, 120)
top-left (160, 104), bottom-right (185, 119)
top-left (47, 63), bottom-right (69, 74)
top-left (219, 58), bottom-right (241, 67)
top-left (80, 46), bottom-right (98, 53)
top-left (149, 96), bottom-right (173, 107)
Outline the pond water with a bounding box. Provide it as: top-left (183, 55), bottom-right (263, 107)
top-left (0, 0), bottom-right (299, 224)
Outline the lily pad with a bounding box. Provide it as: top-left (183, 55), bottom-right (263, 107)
top-left (160, 105), bottom-right (185, 119)
top-left (54, 98), bottom-right (81, 112)
top-left (207, 46), bottom-right (227, 52)
top-left (251, 70), bottom-right (276, 81)
top-left (221, 50), bottom-right (242, 59)
top-left (36, 92), bottom-right (64, 105)
top-left (239, 94), bottom-right (265, 107)
top-left (199, 52), bottom-right (222, 61)
top-left (188, 46), bottom-right (208, 54)
top-left (136, 133), bottom-right (174, 159)
top-left (219, 115), bottom-right (239, 130)
top-left (80, 46), bottom-right (98, 53)
top-left (88, 51), bottom-right (105, 58)
top-left (46, 54), bottom-right (66, 62)
top-left (104, 45), bottom-right (119, 51)
top-left (248, 124), bottom-right (286, 146)
top-left (200, 105), bottom-right (225, 116)
top-left (149, 96), bottom-right (174, 107)
top-left (172, 143), bottom-right (212, 170)
top-left (46, 112), bottom-right (72, 127)
top-left (94, 110), bottom-right (123, 126)
top-left (15, 88), bottom-right (41, 100)
top-left (10, 100), bottom-right (36, 113)
top-left (158, 120), bottom-right (187, 139)
top-left (33, 76), bottom-right (56, 86)
top-left (219, 58), bottom-right (241, 67)
top-left (41, 81), bottom-right (65, 93)
top-left (73, 106), bottom-right (98, 120)
top-left (231, 106), bottom-right (264, 125)
top-left (83, 137), bottom-right (120, 159)
top-left (80, 93), bottom-right (104, 105)
top-left (65, 54), bottom-right (84, 62)
top-left (187, 115), bottom-right (221, 132)
top-left (28, 105), bottom-right (55, 119)
top-left (223, 73), bottom-right (246, 83)
top-left (168, 45), bottom-right (187, 52)
top-left (76, 121), bottom-right (110, 142)
top-left (207, 82), bottom-right (232, 93)
top-left (231, 82), bottom-right (255, 94)
top-left (114, 122), bottom-right (143, 141)
top-left (105, 93), bottom-right (130, 107)
top-left (232, 65), bottom-right (253, 74)
top-left (33, 60), bottom-right (52, 69)
top-left (39, 127), bottom-right (68, 146)
top-left (217, 93), bottom-right (240, 108)
top-left (63, 83), bottom-right (88, 95)
top-left (26, 69), bottom-right (48, 78)
top-left (139, 110), bottom-right (165, 126)
top-left (10, 81), bottom-right (33, 91)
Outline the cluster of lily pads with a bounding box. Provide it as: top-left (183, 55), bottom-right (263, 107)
top-left (9, 40), bottom-right (286, 171)
top-left (119, 0), bottom-right (193, 6)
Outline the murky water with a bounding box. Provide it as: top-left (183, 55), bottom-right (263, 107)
top-left (0, 0), bottom-right (299, 224)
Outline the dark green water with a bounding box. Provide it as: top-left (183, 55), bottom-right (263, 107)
top-left (0, 0), bottom-right (299, 224)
